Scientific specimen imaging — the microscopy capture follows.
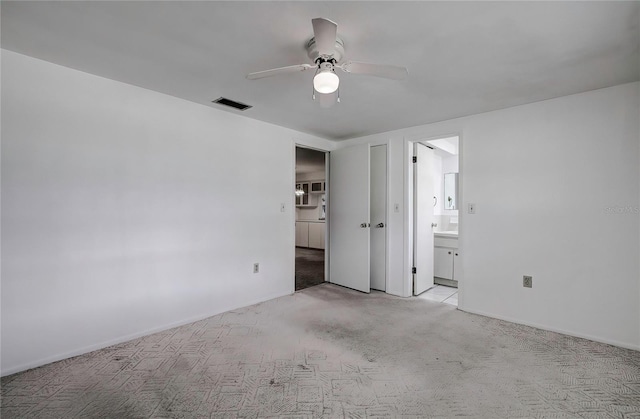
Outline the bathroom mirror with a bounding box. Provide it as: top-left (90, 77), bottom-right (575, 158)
top-left (444, 172), bottom-right (458, 210)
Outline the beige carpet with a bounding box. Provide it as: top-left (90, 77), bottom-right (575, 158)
top-left (2, 284), bottom-right (639, 418)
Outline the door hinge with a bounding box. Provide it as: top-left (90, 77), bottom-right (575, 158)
top-left (412, 156), bottom-right (417, 163)
top-left (412, 267), bottom-right (417, 274)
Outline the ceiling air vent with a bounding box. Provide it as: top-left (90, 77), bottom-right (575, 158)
top-left (212, 97), bottom-right (252, 111)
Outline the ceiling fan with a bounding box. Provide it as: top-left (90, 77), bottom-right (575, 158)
top-left (246, 18), bottom-right (408, 105)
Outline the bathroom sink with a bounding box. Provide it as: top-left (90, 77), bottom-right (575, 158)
top-left (434, 231), bottom-right (458, 237)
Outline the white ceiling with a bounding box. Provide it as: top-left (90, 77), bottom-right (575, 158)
top-left (2, 1), bottom-right (638, 141)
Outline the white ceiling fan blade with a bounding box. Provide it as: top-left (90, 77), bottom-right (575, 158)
top-left (339, 61), bottom-right (408, 80)
top-left (246, 64), bottom-right (314, 80)
top-left (312, 18), bottom-right (338, 57)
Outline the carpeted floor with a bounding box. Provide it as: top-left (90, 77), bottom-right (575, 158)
top-left (295, 247), bottom-right (325, 291)
top-left (2, 283), bottom-right (640, 418)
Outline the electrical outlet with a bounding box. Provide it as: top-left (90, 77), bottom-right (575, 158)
top-left (523, 275), bottom-right (532, 288)
top-left (253, 263), bottom-right (259, 274)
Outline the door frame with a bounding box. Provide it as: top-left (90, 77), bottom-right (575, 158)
top-left (293, 144), bottom-right (331, 292)
top-left (405, 133), bottom-right (464, 306)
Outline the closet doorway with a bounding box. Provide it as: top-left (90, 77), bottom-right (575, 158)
top-left (295, 146), bottom-right (328, 291)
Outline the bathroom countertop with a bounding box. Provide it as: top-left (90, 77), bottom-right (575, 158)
top-left (434, 231), bottom-right (458, 238)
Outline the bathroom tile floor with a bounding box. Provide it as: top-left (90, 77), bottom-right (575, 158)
top-left (417, 284), bottom-right (458, 306)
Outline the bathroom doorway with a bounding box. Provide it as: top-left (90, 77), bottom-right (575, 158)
top-left (295, 146), bottom-right (327, 291)
top-left (413, 135), bottom-right (460, 306)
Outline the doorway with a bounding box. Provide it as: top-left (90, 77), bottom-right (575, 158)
top-left (295, 146), bottom-right (327, 291)
top-left (412, 135), bottom-right (460, 305)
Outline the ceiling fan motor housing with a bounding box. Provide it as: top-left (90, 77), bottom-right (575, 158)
top-left (317, 60), bottom-right (336, 72)
top-left (306, 36), bottom-right (345, 63)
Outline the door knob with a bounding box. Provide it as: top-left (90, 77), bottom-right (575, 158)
top-left (431, 223), bottom-right (438, 228)
top-left (360, 223), bottom-right (368, 228)
top-left (376, 223), bottom-right (385, 228)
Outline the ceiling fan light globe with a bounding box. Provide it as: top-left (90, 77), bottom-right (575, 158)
top-left (313, 71), bottom-right (339, 94)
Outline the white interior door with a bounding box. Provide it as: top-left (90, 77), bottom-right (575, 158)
top-left (414, 143), bottom-right (435, 295)
top-left (329, 144), bottom-right (370, 293)
top-left (370, 145), bottom-right (387, 291)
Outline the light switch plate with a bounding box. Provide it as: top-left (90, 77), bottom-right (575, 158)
top-left (468, 203), bottom-right (476, 214)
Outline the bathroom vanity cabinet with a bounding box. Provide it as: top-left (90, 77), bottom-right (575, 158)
top-left (434, 234), bottom-right (459, 287)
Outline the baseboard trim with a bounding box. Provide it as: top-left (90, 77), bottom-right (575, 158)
top-left (1, 290), bottom-right (292, 377)
top-left (459, 307), bottom-right (640, 352)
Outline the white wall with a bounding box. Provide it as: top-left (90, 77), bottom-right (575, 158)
top-left (296, 206), bottom-right (324, 222)
top-left (442, 154), bottom-right (458, 174)
top-left (459, 83), bottom-right (639, 349)
top-left (340, 82), bottom-right (640, 349)
top-left (0, 50), bottom-right (334, 375)
top-left (384, 137), bottom-right (407, 297)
